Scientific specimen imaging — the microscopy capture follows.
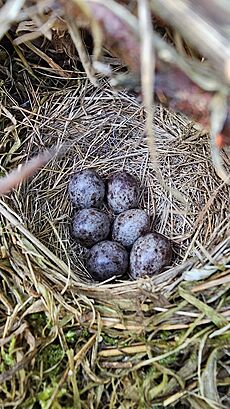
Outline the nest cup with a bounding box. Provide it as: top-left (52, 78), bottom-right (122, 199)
top-left (1, 79), bottom-right (230, 301)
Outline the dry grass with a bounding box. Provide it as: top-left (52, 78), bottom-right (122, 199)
top-left (0, 0), bottom-right (230, 408)
top-left (2, 78), bottom-right (230, 284)
top-left (0, 74), bottom-right (230, 407)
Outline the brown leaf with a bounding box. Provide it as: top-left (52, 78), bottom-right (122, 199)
top-left (61, 0), bottom-right (230, 147)
top-left (60, 0), bottom-right (141, 73)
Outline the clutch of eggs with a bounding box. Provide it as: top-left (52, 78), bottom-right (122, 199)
top-left (69, 169), bottom-right (172, 281)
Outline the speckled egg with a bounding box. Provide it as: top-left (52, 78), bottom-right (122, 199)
top-left (107, 171), bottom-right (139, 214)
top-left (130, 233), bottom-right (172, 279)
top-left (86, 241), bottom-right (128, 281)
top-left (69, 169), bottom-right (105, 209)
top-left (112, 209), bottom-right (150, 248)
top-left (71, 209), bottom-right (110, 248)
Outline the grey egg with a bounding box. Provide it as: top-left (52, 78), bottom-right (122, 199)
top-left (71, 209), bottom-right (110, 248)
top-left (130, 233), bottom-right (172, 279)
top-left (112, 209), bottom-right (150, 248)
top-left (107, 171), bottom-right (139, 214)
top-left (69, 169), bottom-right (105, 209)
top-left (86, 241), bottom-right (128, 281)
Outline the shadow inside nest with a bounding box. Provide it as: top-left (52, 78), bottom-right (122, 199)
top-left (3, 78), bottom-right (230, 290)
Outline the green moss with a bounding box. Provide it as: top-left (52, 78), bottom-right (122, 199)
top-left (39, 344), bottom-right (65, 373)
top-left (28, 312), bottom-right (47, 332)
top-left (37, 383), bottom-right (67, 409)
top-left (159, 354), bottom-right (177, 366)
top-left (65, 329), bottom-right (78, 344)
top-left (1, 337), bottom-right (16, 367)
top-left (81, 328), bottom-right (90, 339)
top-left (102, 334), bottom-right (118, 346)
top-left (159, 331), bottom-right (171, 340)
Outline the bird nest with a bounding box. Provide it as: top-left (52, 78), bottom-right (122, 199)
top-left (1, 75), bottom-right (229, 291)
top-left (1, 74), bottom-right (230, 408)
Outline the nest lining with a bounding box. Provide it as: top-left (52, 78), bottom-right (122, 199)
top-left (2, 77), bottom-right (230, 291)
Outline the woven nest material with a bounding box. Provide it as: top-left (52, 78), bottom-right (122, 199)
top-left (1, 78), bottom-right (230, 408)
top-left (1, 77), bottom-right (230, 409)
top-left (1, 77), bottom-right (230, 300)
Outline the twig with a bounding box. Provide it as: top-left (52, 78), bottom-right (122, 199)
top-left (0, 150), bottom-right (55, 196)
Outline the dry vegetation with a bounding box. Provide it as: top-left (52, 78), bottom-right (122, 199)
top-left (0, 1), bottom-right (230, 408)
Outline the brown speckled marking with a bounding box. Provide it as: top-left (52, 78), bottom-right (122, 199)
top-left (107, 171), bottom-right (139, 214)
top-left (69, 169), bottom-right (105, 209)
top-left (130, 233), bottom-right (172, 279)
top-left (72, 208), bottom-right (110, 248)
top-left (112, 209), bottom-right (150, 248)
top-left (86, 240), bottom-right (128, 282)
